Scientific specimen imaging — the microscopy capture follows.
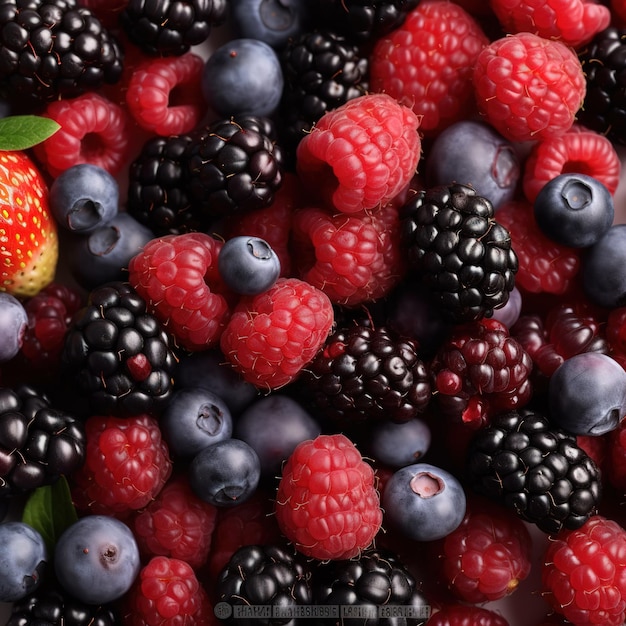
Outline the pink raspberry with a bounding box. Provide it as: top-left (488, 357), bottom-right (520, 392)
top-left (219, 277), bottom-right (334, 390)
top-left (370, 0), bottom-right (489, 134)
top-left (473, 32), bottom-right (586, 143)
top-left (490, 0), bottom-right (611, 49)
top-left (128, 232), bottom-right (236, 351)
top-left (275, 433), bottom-right (383, 560)
top-left (296, 93), bottom-right (421, 214)
top-left (426, 605), bottom-right (510, 626)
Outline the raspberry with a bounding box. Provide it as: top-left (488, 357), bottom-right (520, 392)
top-left (275, 433), bottom-right (383, 560)
top-left (496, 200), bottom-right (581, 295)
top-left (219, 277), bottom-right (334, 390)
top-left (430, 318), bottom-right (534, 429)
top-left (71, 413), bottom-right (172, 516)
top-left (369, 0), bottom-right (489, 134)
top-left (125, 52), bottom-right (205, 136)
top-left (426, 605), bottom-right (510, 626)
top-left (128, 232), bottom-right (235, 352)
top-left (522, 127), bottom-right (621, 203)
top-left (123, 556), bottom-right (215, 626)
top-left (438, 498), bottom-right (533, 603)
top-left (489, 0), bottom-right (611, 49)
top-left (34, 92), bottom-right (132, 178)
top-left (541, 515), bottom-right (626, 626)
top-left (131, 474), bottom-right (218, 570)
top-left (295, 93), bottom-right (421, 214)
top-left (473, 32), bottom-right (586, 143)
top-left (291, 201), bottom-right (405, 306)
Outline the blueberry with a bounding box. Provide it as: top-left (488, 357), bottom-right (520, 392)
top-left (491, 285), bottom-right (522, 329)
top-left (234, 394), bottom-right (321, 476)
top-left (0, 292), bottom-right (27, 362)
top-left (549, 352), bottom-right (626, 436)
top-left (49, 164), bottom-right (119, 233)
top-left (218, 235), bottom-right (281, 295)
top-left (425, 120), bottom-right (520, 210)
top-left (68, 212), bottom-right (155, 290)
top-left (189, 438), bottom-right (261, 507)
top-left (54, 515), bottom-right (140, 605)
top-left (0, 522), bottom-right (47, 602)
top-left (201, 38), bottom-right (284, 118)
top-left (160, 387), bottom-right (233, 458)
top-left (534, 173), bottom-right (614, 248)
top-left (367, 418), bottom-right (432, 469)
top-left (230, 0), bottom-right (309, 49)
top-left (582, 224), bottom-right (626, 308)
top-left (381, 463), bottom-right (466, 541)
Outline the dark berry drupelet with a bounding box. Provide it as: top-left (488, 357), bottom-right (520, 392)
top-left (467, 409), bottom-right (602, 534)
top-left (401, 183), bottom-right (518, 324)
top-left (297, 322), bottom-right (431, 425)
top-left (119, 0), bottom-right (228, 56)
top-left (61, 281), bottom-right (178, 417)
top-left (0, 0), bottom-right (123, 105)
top-left (0, 385), bottom-right (85, 497)
top-left (186, 115), bottom-right (283, 220)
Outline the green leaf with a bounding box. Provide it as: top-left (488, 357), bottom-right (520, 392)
top-left (0, 115), bottom-right (60, 151)
top-left (22, 476), bottom-right (78, 555)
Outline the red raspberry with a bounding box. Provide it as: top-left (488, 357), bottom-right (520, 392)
top-left (71, 413), bottom-right (172, 516)
top-left (522, 127), bottom-right (621, 203)
top-left (131, 474), bottom-right (218, 570)
top-left (219, 277), bottom-right (334, 390)
top-left (426, 605), bottom-right (510, 626)
top-left (613, 0), bottom-right (626, 25)
top-left (577, 433), bottom-right (609, 476)
top-left (291, 201), bottom-right (405, 306)
top-left (541, 515), bottom-right (626, 626)
top-left (123, 556), bottom-right (215, 626)
top-left (438, 498), bottom-right (533, 603)
top-left (125, 52), bottom-right (205, 136)
top-left (489, 0), bottom-right (610, 49)
top-left (275, 433), bottom-right (383, 560)
top-left (473, 32), bottom-right (586, 143)
top-left (496, 200), bottom-right (581, 295)
top-left (370, 0), bottom-right (489, 134)
top-left (430, 318), bottom-right (533, 429)
top-left (34, 92), bottom-right (132, 178)
top-left (79, 0), bottom-right (129, 28)
top-left (128, 232), bottom-right (236, 352)
top-left (296, 93), bottom-right (421, 214)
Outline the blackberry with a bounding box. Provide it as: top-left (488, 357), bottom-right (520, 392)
top-left (60, 281), bottom-right (178, 417)
top-left (401, 183), bottom-right (518, 324)
top-left (578, 27), bottom-right (626, 145)
top-left (466, 409), bottom-right (602, 534)
top-left (126, 133), bottom-right (199, 236)
top-left (186, 115), bottom-right (283, 220)
top-left (120, 0), bottom-right (228, 57)
top-left (279, 29), bottom-right (368, 158)
top-left (297, 322), bottom-right (431, 425)
top-left (0, 384), bottom-right (85, 497)
top-left (0, 0), bottom-right (123, 105)
top-left (313, 548), bottom-right (430, 625)
top-left (216, 543), bottom-right (313, 625)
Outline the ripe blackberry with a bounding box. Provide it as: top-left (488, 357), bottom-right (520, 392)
top-left (186, 115), bottom-right (283, 220)
top-left (401, 183), bottom-right (518, 324)
top-left (297, 322), bottom-right (431, 425)
top-left (467, 409), bottom-right (602, 534)
top-left (0, 0), bottom-right (123, 105)
top-left (0, 385), bottom-right (86, 497)
top-left (119, 0), bottom-right (228, 57)
top-left (216, 544), bottom-right (313, 624)
top-left (126, 133), bottom-right (199, 236)
top-left (313, 548), bottom-right (430, 625)
top-left (578, 27), bottom-right (626, 145)
top-left (60, 281), bottom-right (178, 417)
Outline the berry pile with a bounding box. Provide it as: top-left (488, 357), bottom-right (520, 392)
top-left (1, 1), bottom-right (626, 626)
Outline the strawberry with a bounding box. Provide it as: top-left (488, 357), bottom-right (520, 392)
top-left (0, 151), bottom-right (58, 297)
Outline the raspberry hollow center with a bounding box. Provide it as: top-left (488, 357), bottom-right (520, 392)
top-left (410, 472), bottom-right (444, 498)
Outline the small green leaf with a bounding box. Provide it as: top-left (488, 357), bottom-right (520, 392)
top-left (0, 115), bottom-right (60, 151)
top-left (22, 476), bottom-right (78, 555)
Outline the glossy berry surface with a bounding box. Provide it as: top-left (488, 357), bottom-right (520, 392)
top-left (583, 225), bottom-right (626, 308)
top-left (0, 293), bottom-right (27, 362)
top-left (367, 418), bottom-right (432, 469)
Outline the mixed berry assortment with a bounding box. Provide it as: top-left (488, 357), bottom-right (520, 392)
top-left (2, 0), bottom-right (626, 625)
